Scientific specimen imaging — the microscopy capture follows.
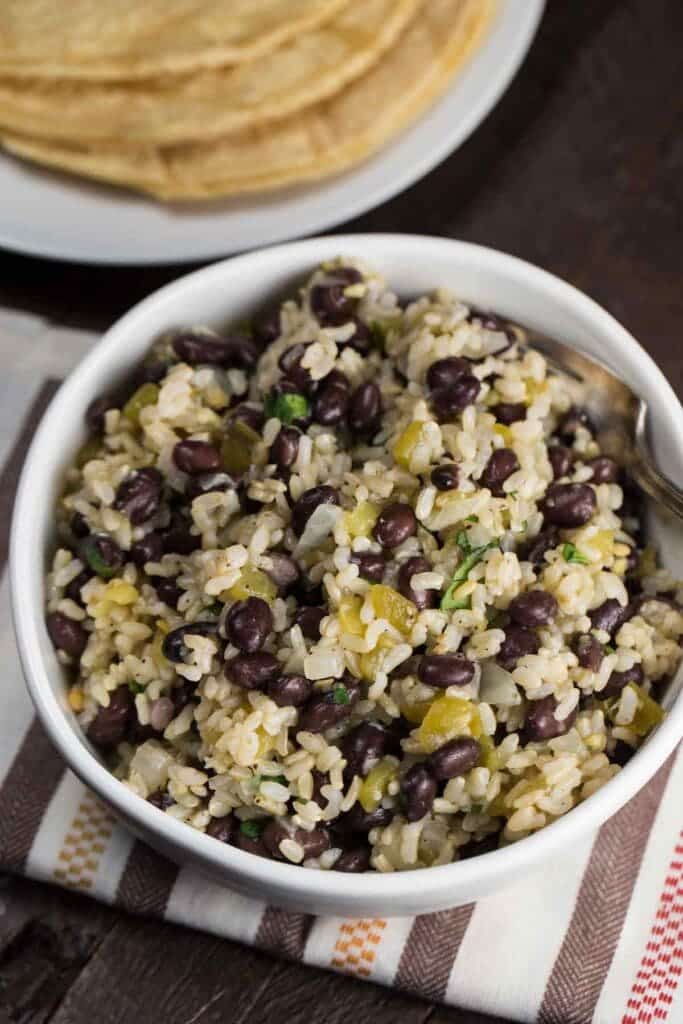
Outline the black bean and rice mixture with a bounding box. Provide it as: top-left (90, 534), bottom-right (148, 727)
top-left (46, 260), bottom-right (683, 872)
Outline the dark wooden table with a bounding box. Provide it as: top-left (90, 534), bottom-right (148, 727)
top-left (0, 1), bottom-right (680, 1021)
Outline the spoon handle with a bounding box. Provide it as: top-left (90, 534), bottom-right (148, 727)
top-left (631, 401), bottom-right (683, 521)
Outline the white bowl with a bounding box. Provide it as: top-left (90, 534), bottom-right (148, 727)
top-left (11, 235), bottom-right (683, 917)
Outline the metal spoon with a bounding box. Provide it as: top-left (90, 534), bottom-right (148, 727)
top-left (503, 321), bottom-right (683, 522)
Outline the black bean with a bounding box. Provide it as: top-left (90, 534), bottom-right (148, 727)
top-left (334, 846), bottom-right (371, 872)
top-left (431, 375), bottom-right (481, 421)
top-left (418, 654), bottom-right (475, 689)
top-left (87, 686), bottom-right (134, 750)
top-left (291, 485), bottom-right (340, 536)
top-left (574, 633), bottom-right (604, 672)
top-left (497, 625), bottom-right (540, 670)
top-left (205, 814), bottom-right (236, 844)
top-left (185, 471), bottom-right (235, 500)
top-left (173, 440), bottom-right (221, 475)
top-left (401, 764), bottom-right (437, 822)
top-left (64, 569), bottom-right (93, 606)
top-left (347, 382), bottom-right (381, 435)
top-left (267, 821), bottom-right (331, 860)
top-left (234, 827), bottom-right (270, 858)
top-left (586, 456), bottom-right (619, 484)
top-left (611, 739), bottom-right (635, 767)
top-left (558, 406), bottom-right (595, 441)
top-left (350, 552), bottom-right (386, 583)
top-left (269, 426), bottom-right (300, 468)
top-left (161, 510), bottom-right (201, 555)
top-left (590, 598), bottom-right (628, 636)
top-left (268, 674), bottom-right (313, 707)
top-left (492, 402), bottom-right (526, 425)
top-left (278, 343), bottom-right (313, 392)
top-left (148, 790), bottom-right (175, 811)
top-left (293, 605), bottom-right (326, 640)
top-left (397, 555), bottom-right (436, 610)
top-left (113, 467), bottom-right (163, 525)
top-left (324, 369), bottom-right (352, 392)
top-left (311, 769), bottom-right (329, 804)
top-left (290, 576), bottom-right (324, 607)
top-left (524, 528), bottom-right (559, 566)
top-left (230, 404), bottom-right (264, 433)
top-left (310, 273), bottom-right (360, 326)
top-left (70, 511), bottom-right (90, 539)
top-left (253, 311), bottom-right (281, 348)
top-left (226, 597), bottom-right (273, 653)
top-left (525, 695), bottom-right (577, 741)
top-left (46, 611), bottom-right (87, 658)
top-left (430, 463), bottom-right (460, 491)
top-left (509, 590), bottom-right (558, 628)
top-left (548, 445), bottom-right (574, 480)
top-left (154, 577), bottom-right (182, 609)
top-left (341, 723), bottom-right (389, 781)
top-left (79, 533), bottom-right (124, 578)
top-left (171, 680), bottom-right (197, 716)
top-left (224, 652), bottom-right (279, 690)
top-left (428, 738), bottom-right (481, 781)
top-left (129, 531), bottom-right (164, 568)
top-left (135, 360), bottom-right (168, 386)
top-left (86, 394), bottom-right (116, 432)
top-left (345, 319), bottom-right (372, 355)
top-left (264, 553), bottom-right (301, 591)
top-left (479, 448), bottom-right (520, 497)
top-left (602, 663), bottom-right (644, 698)
top-left (458, 832), bottom-right (501, 859)
top-left (542, 482), bottom-right (597, 527)
top-left (426, 357), bottom-right (470, 392)
top-left (313, 382), bottom-right (349, 426)
top-left (162, 621), bottom-right (218, 663)
top-left (172, 329), bottom-right (240, 368)
top-left (341, 803), bottom-right (393, 833)
top-left (297, 679), bottom-right (361, 733)
top-left (373, 502), bottom-right (417, 549)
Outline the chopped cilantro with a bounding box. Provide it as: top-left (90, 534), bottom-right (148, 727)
top-left (508, 491), bottom-right (519, 499)
top-left (455, 530), bottom-right (472, 555)
top-left (128, 681), bottom-right (146, 695)
top-left (604, 644), bottom-right (616, 655)
top-left (257, 773), bottom-right (287, 787)
top-left (562, 542), bottom-right (590, 566)
top-left (370, 321), bottom-right (387, 349)
top-left (207, 600), bottom-right (223, 616)
top-left (441, 542), bottom-right (497, 611)
top-left (332, 684), bottom-right (350, 705)
top-left (466, 514), bottom-right (479, 524)
top-left (239, 819), bottom-right (265, 839)
top-left (264, 391), bottom-right (310, 425)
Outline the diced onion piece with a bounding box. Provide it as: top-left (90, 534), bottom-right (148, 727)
top-left (479, 660), bottom-right (521, 706)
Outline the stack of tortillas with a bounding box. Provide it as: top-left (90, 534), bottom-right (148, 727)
top-left (0, 0), bottom-right (494, 201)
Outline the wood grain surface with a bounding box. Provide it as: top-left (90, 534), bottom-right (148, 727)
top-left (0, 0), bottom-right (680, 1021)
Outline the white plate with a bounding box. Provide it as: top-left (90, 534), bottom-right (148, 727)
top-left (0, 1), bottom-right (544, 266)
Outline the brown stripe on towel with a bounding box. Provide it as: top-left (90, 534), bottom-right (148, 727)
top-left (255, 906), bottom-right (314, 962)
top-left (539, 751), bottom-right (677, 1024)
top-left (116, 840), bottom-right (179, 917)
top-left (395, 904), bottom-right (475, 1002)
top-left (0, 718), bottom-right (66, 872)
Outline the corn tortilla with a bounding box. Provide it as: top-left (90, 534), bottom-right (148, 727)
top-left (1, 0), bottom-right (494, 201)
top-left (0, 0), bottom-right (421, 144)
top-left (0, 0), bottom-right (353, 79)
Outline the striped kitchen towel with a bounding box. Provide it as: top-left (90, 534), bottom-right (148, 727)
top-left (0, 314), bottom-right (681, 1024)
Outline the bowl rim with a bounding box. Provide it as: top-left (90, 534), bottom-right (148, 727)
top-left (11, 233), bottom-right (683, 904)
